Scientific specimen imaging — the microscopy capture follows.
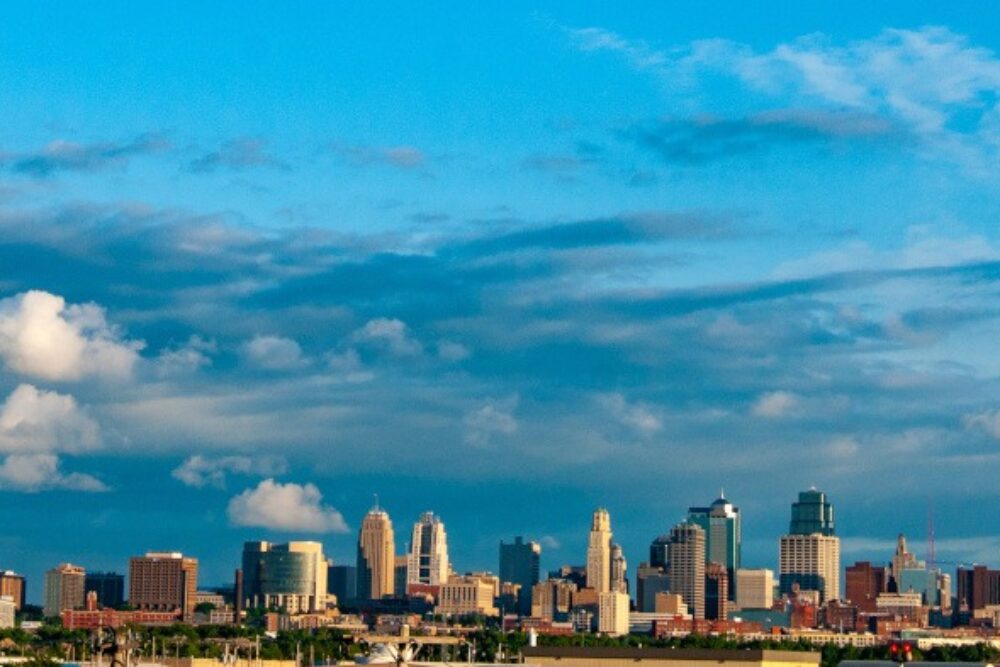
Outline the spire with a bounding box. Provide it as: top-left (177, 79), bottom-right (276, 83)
top-left (373, 493), bottom-right (380, 512)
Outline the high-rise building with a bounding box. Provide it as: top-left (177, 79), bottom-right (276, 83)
top-left (735, 568), bottom-right (774, 610)
top-left (597, 590), bottom-right (630, 636)
top-left (407, 512), bottom-right (450, 587)
top-left (356, 507), bottom-right (395, 600)
top-left (778, 534), bottom-right (840, 603)
top-left (241, 541), bottom-right (328, 613)
top-left (635, 563), bottom-right (671, 612)
top-left (84, 572), bottom-right (125, 609)
top-left (128, 552), bottom-right (199, 620)
top-left (956, 565), bottom-right (1000, 612)
top-left (499, 536), bottom-right (541, 616)
top-left (789, 489), bottom-right (835, 536)
top-left (0, 571), bottom-right (25, 611)
top-left (649, 535), bottom-right (670, 569)
top-left (394, 555), bottom-right (408, 596)
top-left (327, 564), bottom-right (357, 604)
top-left (610, 543), bottom-right (627, 594)
top-left (43, 564), bottom-right (85, 617)
top-left (668, 521), bottom-right (706, 619)
top-left (705, 563), bottom-right (728, 621)
top-left (687, 493), bottom-right (741, 600)
top-left (845, 561), bottom-right (886, 613)
top-left (586, 508), bottom-right (612, 593)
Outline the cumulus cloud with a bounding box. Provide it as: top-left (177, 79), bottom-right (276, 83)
top-left (0, 290), bottom-right (143, 381)
top-left (0, 384), bottom-right (100, 454)
top-left (241, 335), bottom-right (308, 370)
top-left (155, 335), bottom-right (217, 377)
top-left (352, 318), bottom-right (422, 356)
top-left (464, 397), bottom-right (519, 448)
top-left (751, 391), bottom-right (800, 417)
top-left (597, 393), bottom-right (662, 435)
top-left (0, 453), bottom-right (107, 492)
top-left (227, 478), bottom-right (349, 532)
top-left (171, 454), bottom-right (288, 489)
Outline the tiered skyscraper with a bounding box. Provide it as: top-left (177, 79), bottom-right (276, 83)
top-left (407, 512), bottom-right (451, 587)
top-left (357, 505), bottom-right (396, 599)
top-left (586, 508), bottom-right (612, 592)
top-left (779, 489), bottom-right (840, 603)
top-left (687, 492), bottom-right (741, 600)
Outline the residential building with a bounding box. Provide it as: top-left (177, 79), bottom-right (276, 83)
top-left (128, 552), bottom-right (198, 620)
top-left (85, 572), bottom-right (125, 609)
top-left (735, 568), bottom-right (774, 610)
top-left (586, 508), bottom-right (613, 593)
top-left (688, 493), bottom-right (741, 599)
top-left (0, 571), bottom-right (25, 611)
top-left (242, 541), bottom-right (328, 613)
top-left (435, 574), bottom-right (498, 617)
top-left (597, 590), bottom-right (630, 636)
top-left (356, 506), bottom-right (395, 599)
top-left (668, 521), bottom-right (706, 619)
top-left (778, 534), bottom-right (840, 603)
top-left (499, 536), bottom-right (541, 616)
top-left (407, 512), bottom-right (450, 586)
top-left (43, 563), bottom-right (85, 617)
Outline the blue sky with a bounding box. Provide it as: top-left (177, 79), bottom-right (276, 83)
top-left (3, 1), bottom-right (1000, 602)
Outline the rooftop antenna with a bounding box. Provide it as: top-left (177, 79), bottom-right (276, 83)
top-left (374, 493), bottom-right (380, 511)
top-left (927, 496), bottom-right (936, 570)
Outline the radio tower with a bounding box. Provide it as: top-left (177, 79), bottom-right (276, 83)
top-left (927, 496), bottom-right (936, 570)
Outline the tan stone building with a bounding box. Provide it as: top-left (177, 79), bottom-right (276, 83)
top-left (128, 552), bottom-right (198, 620)
top-left (735, 568), bottom-right (774, 609)
top-left (435, 574), bottom-right (498, 617)
top-left (587, 508), bottom-right (612, 593)
top-left (597, 590), bottom-right (630, 636)
top-left (43, 563), bottom-right (85, 617)
top-left (357, 508), bottom-right (395, 599)
top-left (778, 534), bottom-right (840, 603)
top-left (531, 578), bottom-right (577, 620)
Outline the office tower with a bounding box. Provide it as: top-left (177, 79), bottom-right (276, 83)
top-left (705, 563), bottom-right (728, 621)
top-left (394, 555), bottom-right (408, 596)
top-left (43, 563), bottom-right (85, 617)
top-left (436, 574), bottom-right (499, 617)
top-left (845, 561), bottom-right (886, 613)
top-left (649, 535), bottom-right (670, 569)
top-left (327, 564), bottom-right (357, 604)
top-left (407, 512), bottom-right (450, 587)
top-left (778, 534), bottom-right (840, 603)
top-left (687, 493), bottom-right (741, 600)
top-left (956, 565), bottom-right (1000, 612)
top-left (610, 543), bottom-right (627, 594)
top-left (735, 568), bottom-right (774, 609)
top-left (636, 563), bottom-right (671, 612)
top-left (241, 541), bottom-right (328, 613)
top-left (597, 590), bottom-right (630, 636)
top-left (668, 521), bottom-right (706, 619)
top-left (531, 578), bottom-right (577, 621)
top-left (499, 536), bottom-right (541, 616)
top-left (586, 508), bottom-right (612, 593)
top-left (357, 506), bottom-right (395, 599)
top-left (128, 552), bottom-right (199, 620)
top-left (789, 489), bottom-right (835, 536)
top-left (0, 571), bottom-right (25, 611)
top-left (84, 572), bottom-right (124, 609)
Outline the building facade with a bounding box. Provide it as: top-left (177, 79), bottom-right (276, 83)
top-left (407, 512), bottom-right (450, 587)
top-left (778, 534), bottom-right (840, 603)
top-left (436, 574), bottom-right (498, 617)
top-left (85, 571), bottom-right (125, 609)
top-left (705, 563), bottom-right (729, 621)
top-left (43, 563), bottom-right (85, 617)
top-left (0, 571), bottom-right (25, 611)
top-left (687, 494), bottom-right (741, 599)
top-left (668, 521), bottom-right (706, 620)
top-left (610, 543), bottom-right (627, 594)
top-left (587, 508), bottom-right (613, 593)
top-left (327, 564), bottom-right (357, 604)
top-left (499, 535), bottom-right (541, 616)
top-left (789, 489), bottom-right (835, 536)
top-left (597, 590), bottom-right (630, 636)
top-left (356, 507), bottom-right (395, 599)
top-left (242, 541), bottom-right (328, 613)
top-left (844, 561), bottom-right (886, 613)
top-left (128, 552), bottom-right (199, 620)
top-left (735, 568), bottom-right (774, 610)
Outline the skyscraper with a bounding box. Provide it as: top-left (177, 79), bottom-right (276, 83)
top-left (242, 541), bottom-right (328, 613)
top-left (668, 521), bottom-right (706, 620)
top-left (610, 543), bottom-right (627, 594)
top-left (789, 489), bottom-right (835, 536)
top-left (0, 572), bottom-right (25, 612)
top-left (128, 552), bottom-right (199, 621)
top-left (407, 512), bottom-right (450, 587)
top-left (649, 535), bottom-right (670, 569)
top-left (687, 493), bottom-right (741, 599)
top-left (705, 562), bottom-right (728, 621)
top-left (499, 536), bottom-right (541, 616)
top-left (586, 508), bottom-right (612, 593)
top-left (43, 563), bottom-right (85, 617)
top-left (84, 572), bottom-right (125, 609)
top-left (357, 506), bottom-right (395, 600)
top-left (779, 489), bottom-right (840, 602)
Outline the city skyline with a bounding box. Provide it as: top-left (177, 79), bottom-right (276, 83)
top-left (3, 1), bottom-right (1000, 610)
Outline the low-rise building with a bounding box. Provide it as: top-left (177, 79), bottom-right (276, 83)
top-left (435, 574), bottom-right (498, 617)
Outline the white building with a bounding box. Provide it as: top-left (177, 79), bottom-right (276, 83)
top-left (407, 512), bottom-right (451, 587)
top-left (736, 568), bottom-right (774, 609)
top-left (778, 534), bottom-right (840, 603)
top-left (0, 596), bottom-right (14, 629)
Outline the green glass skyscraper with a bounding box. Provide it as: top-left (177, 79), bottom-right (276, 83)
top-left (789, 489), bottom-right (835, 536)
top-left (687, 492), bottom-right (741, 600)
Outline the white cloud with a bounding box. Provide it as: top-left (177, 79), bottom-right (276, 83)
top-left (241, 335), bottom-right (308, 370)
top-left (227, 478), bottom-right (349, 533)
top-left (751, 390), bottom-right (800, 418)
top-left (155, 335), bottom-right (216, 377)
top-left (0, 290), bottom-right (143, 381)
top-left (352, 318), bottom-right (422, 356)
top-left (0, 453), bottom-right (107, 492)
top-left (965, 408), bottom-right (1000, 439)
top-left (325, 349), bottom-right (374, 383)
top-left (0, 384), bottom-right (100, 454)
top-left (437, 340), bottom-right (471, 361)
top-left (172, 454), bottom-right (287, 489)
top-left (567, 26), bottom-right (667, 70)
top-left (597, 393), bottom-right (662, 435)
top-left (463, 397), bottom-right (519, 447)
top-left (539, 535), bottom-right (562, 550)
